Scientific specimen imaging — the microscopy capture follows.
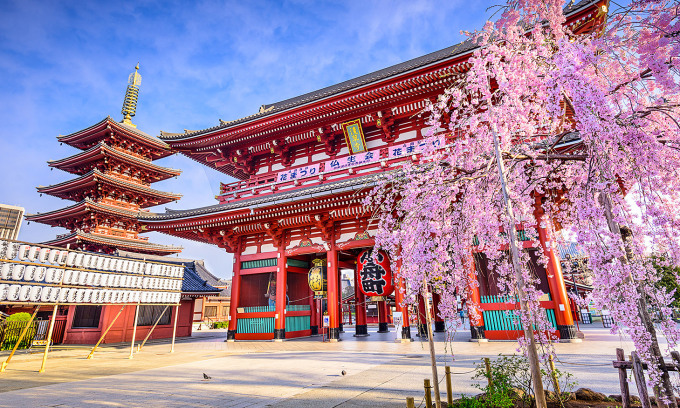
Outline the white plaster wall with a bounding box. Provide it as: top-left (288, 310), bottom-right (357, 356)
top-left (242, 245), bottom-right (258, 255)
top-left (260, 243), bottom-right (277, 253)
top-left (337, 233), bottom-right (356, 243)
top-left (292, 157), bottom-right (308, 166)
top-left (271, 163), bottom-right (285, 171)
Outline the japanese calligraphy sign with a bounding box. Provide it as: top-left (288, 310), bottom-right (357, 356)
top-left (323, 150), bottom-right (379, 173)
top-left (341, 119), bottom-right (367, 154)
top-left (357, 249), bottom-right (394, 297)
top-left (276, 163), bottom-right (320, 183)
top-left (388, 135), bottom-right (446, 159)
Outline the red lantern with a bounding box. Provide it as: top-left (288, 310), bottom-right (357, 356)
top-left (357, 249), bottom-right (393, 297)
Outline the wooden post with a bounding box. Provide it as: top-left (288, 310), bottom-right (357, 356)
top-left (424, 379), bottom-right (433, 408)
top-left (129, 303), bottom-right (140, 359)
top-left (485, 357), bottom-right (492, 388)
top-left (1, 305), bottom-right (40, 372)
top-left (631, 351), bottom-right (651, 408)
top-left (138, 305), bottom-right (169, 351)
top-left (548, 355), bottom-right (561, 396)
top-left (406, 396), bottom-right (415, 408)
top-left (87, 305), bottom-right (126, 359)
top-left (616, 348), bottom-right (631, 408)
top-left (445, 365), bottom-right (453, 406)
top-left (38, 305), bottom-right (58, 373)
top-left (422, 283), bottom-right (442, 408)
top-left (170, 304), bottom-right (179, 353)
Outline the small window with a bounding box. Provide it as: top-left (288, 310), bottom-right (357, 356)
top-left (222, 306), bottom-right (229, 317)
top-left (72, 305), bottom-right (102, 328)
top-left (204, 306), bottom-right (217, 317)
top-left (137, 305), bottom-right (171, 326)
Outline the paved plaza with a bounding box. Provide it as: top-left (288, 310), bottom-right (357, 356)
top-left (0, 324), bottom-right (663, 407)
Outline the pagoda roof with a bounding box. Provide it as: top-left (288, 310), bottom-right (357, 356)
top-left (25, 198), bottom-right (141, 226)
top-left (48, 142), bottom-right (181, 181)
top-left (58, 117), bottom-right (173, 159)
top-left (37, 169), bottom-right (182, 207)
top-left (43, 230), bottom-right (183, 256)
top-left (158, 0), bottom-right (599, 145)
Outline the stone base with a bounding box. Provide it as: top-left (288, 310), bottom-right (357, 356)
top-left (434, 321), bottom-right (446, 333)
top-left (328, 327), bottom-right (340, 340)
top-left (557, 324), bottom-right (577, 340)
top-left (401, 326), bottom-right (412, 340)
top-left (339, 323), bottom-right (344, 333)
top-left (274, 329), bottom-right (285, 340)
top-left (310, 325), bottom-right (319, 335)
top-left (470, 326), bottom-right (486, 340)
top-left (226, 330), bottom-right (236, 341)
top-left (354, 324), bottom-right (369, 337)
top-left (417, 324), bottom-right (428, 338)
top-left (377, 322), bottom-right (389, 333)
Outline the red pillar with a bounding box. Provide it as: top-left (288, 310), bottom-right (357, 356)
top-left (394, 262), bottom-right (411, 340)
top-left (417, 294), bottom-right (428, 338)
top-left (326, 248), bottom-right (340, 341)
top-left (432, 293), bottom-right (445, 333)
top-left (274, 251), bottom-right (288, 340)
top-left (354, 265), bottom-right (369, 336)
top-left (227, 252), bottom-right (241, 341)
top-left (534, 203), bottom-right (576, 340)
top-left (309, 284), bottom-right (318, 335)
top-left (467, 254), bottom-right (486, 341)
top-left (377, 300), bottom-right (389, 333)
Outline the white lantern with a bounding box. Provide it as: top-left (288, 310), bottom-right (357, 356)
top-left (56, 251), bottom-right (68, 265)
top-left (7, 284), bottom-right (21, 301)
top-left (67, 289), bottom-right (78, 303)
top-left (44, 268), bottom-right (56, 283)
top-left (78, 271), bottom-right (89, 286)
top-left (29, 286), bottom-right (42, 302)
top-left (38, 247), bottom-right (50, 263)
top-left (0, 263), bottom-right (12, 280)
top-left (82, 254), bottom-right (92, 269)
top-left (0, 284), bottom-right (8, 301)
top-left (83, 289), bottom-right (93, 303)
top-left (6, 242), bottom-right (20, 260)
top-left (18, 244), bottom-right (31, 260)
top-left (27, 246), bottom-right (40, 262)
top-left (74, 253), bottom-right (84, 267)
top-left (35, 267), bottom-right (46, 282)
top-left (40, 286), bottom-right (52, 302)
top-left (62, 270), bottom-right (74, 285)
top-left (11, 264), bottom-right (25, 281)
top-left (24, 265), bottom-right (36, 281)
top-left (66, 251), bottom-right (77, 266)
top-left (47, 249), bottom-right (59, 264)
top-left (19, 285), bottom-right (31, 301)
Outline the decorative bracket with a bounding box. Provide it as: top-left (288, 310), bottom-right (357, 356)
top-left (313, 213), bottom-right (334, 243)
top-left (316, 126), bottom-right (340, 157)
top-left (270, 139), bottom-right (292, 167)
top-left (263, 220), bottom-right (285, 248)
top-left (377, 110), bottom-right (397, 144)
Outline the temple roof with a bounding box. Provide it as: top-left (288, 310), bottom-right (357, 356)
top-left (43, 230), bottom-right (183, 256)
top-left (48, 142), bottom-right (181, 182)
top-left (158, 0), bottom-right (600, 144)
top-left (58, 117), bottom-right (173, 159)
top-left (37, 169), bottom-right (182, 207)
top-left (25, 198), bottom-right (141, 226)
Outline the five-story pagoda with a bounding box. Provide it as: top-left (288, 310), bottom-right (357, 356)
top-left (26, 65), bottom-right (183, 256)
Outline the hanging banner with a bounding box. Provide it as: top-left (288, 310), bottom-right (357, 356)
top-left (308, 258), bottom-right (327, 299)
top-left (357, 249), bottom-right (394, 297)
top-left (388, 135), bottom-right (445, 159)
top-left (276, 163), bottom-right (320, 183)
top-left (341, 119), bottom-right (367, 154)
top-left (323, 150), bottom-right (379, 173)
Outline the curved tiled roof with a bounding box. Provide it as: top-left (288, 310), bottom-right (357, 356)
top-left (159, 0), bottom-right (599, 143)
top-left (43, 230), bottom-right (183, 255)
top-left (58, 117), bottom-right (171, 150)
top-left (25, 198), bottom-right (140, 222)
top-left (48, 142), bottom-right (181, 178)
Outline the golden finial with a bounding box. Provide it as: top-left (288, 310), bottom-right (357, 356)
top-left (121, 63), bottom-right (142, 127)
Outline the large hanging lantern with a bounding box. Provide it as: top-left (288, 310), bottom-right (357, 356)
top-left (357, 249), bottom-right (394, 297)
top-left (308, 258), bottom-right (327, 299)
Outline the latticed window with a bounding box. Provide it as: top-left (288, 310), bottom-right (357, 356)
top-left (222, 306), bottom-right (229, 316)
top-left (204, 306), bottom-right (217, 317)
top-left (136, 305), bottom-right (171, 326)
top-left (72, 305), bottom-right (102, 328)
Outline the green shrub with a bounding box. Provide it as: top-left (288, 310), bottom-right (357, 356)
top-left (212, 321), bottom-right (229, 329)
top-left (451, 395), bottom-right (484, 408)
top-left (7, 312), bottom-right (32, 322)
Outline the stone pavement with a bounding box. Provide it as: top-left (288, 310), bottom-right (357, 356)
top-left (0, 325), bottom-right (666, 407)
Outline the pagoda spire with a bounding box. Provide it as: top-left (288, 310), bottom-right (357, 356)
top-left (121, 63), bottom-right (142, 128)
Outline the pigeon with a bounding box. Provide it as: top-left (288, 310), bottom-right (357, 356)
top-left (203, 373), bottom-right (212, 380)
top-left (341, 370), bottom-right (346, 376)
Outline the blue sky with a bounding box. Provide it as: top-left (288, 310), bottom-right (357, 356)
top-left (0, 0), bottom-right (494, 279)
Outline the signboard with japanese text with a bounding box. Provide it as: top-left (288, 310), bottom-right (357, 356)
top-left (388, 136), bottom-right (445, 160)
top-left (323, 150), bottom-right (379, 173)
top-left (357, 249), bottom-right (394, 297)
top-left (341, 119), bottom-right (367, 154)
top-left (276, 164), bottom-right (320, 183)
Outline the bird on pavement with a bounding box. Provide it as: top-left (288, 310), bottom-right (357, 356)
top-left (341, 370), bottom-right (346, 376)
top-left (203, 373), bottom-right (212, 380)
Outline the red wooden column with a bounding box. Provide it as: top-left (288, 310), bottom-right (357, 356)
top-left (393, 259), bottom-right (412, 341)
top-left (274, 250), bottom-right (288, 341)
top-left (227, 252), bottom-right (242, 342)
top-left (534, 201), bottom-right (576, 341)
top-left (354, 266), bottom-right (369, 336)
top-left (377, 300), bottom-right (389, 333)
top-left (432, 292), bottom-right (445, 333)
top-left (326, 248), bottom-right (340, 341)
top-left (309, 286), bottom-right (319, 335)
top-left (337, 267), bottom-right (344, 333)
top-left (467, 254), bottom-right (486, 341)
top-left (417, 294), bottom-right (428, 338)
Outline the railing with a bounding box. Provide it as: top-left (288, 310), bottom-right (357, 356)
top-left (0, 320), bottom-right (40, 350)
top-left (482, 308), bottom-right (557, 331)
top-left (240, 306), bottom-right (275, 313)
top-left (480, 293), bottom-right (551, 303)
top-left (237, 317), bottom-right (274, 334)
top-left (287, 305), bottom-right (311, 311)
top-left (285, 315), bottom-right (311, 332)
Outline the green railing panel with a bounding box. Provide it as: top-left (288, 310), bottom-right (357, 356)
top-left (286, 259), bottom-right (310, 269)
top-left (287, 305), bottom-right (311, 311)
top-left (241, 305), bottom-right (276, 313)
top-left (483, 309), bottom-right (556, 331)
top-left (241, 258), bottom-right (277, 270)
top-left (285, 315), bottom-right (311, 332)
top-left (237, 317), bottom-right (274, 334)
